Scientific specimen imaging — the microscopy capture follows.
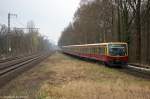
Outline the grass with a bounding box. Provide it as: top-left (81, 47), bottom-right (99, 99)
top-left (0, 52), bottom-right (150, 99)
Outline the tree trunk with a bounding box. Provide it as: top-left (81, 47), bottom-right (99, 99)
top-left (117, 0), bottom-right (121, 41)
top-left (135, 0), bottom-right (141, 63)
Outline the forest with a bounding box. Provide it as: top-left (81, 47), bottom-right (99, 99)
top-left (58, 0), bottom-right (150, 66)
top-left (0, 21), bottom-right (52, 58)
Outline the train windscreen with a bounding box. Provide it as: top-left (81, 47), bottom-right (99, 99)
top-left (108, 44), bottom-right (127, 56)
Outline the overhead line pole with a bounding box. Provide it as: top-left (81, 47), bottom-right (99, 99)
top-left (7, 13), bottom-right (17, 55)
top-left (8, 13), bottom-right (17, 33)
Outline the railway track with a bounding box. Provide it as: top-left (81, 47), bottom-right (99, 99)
top-left (0, 52), bottom-right (51, 88)
top-left (0, 53), bottom-right (39, 63)
top-left (122, 64), bottom-right (150, 79)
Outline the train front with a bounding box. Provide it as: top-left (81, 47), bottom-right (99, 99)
top-left (106, 43), bottom-right (128, 66)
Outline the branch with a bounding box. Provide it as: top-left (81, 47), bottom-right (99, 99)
top-left (127, 0), bottom-right (136, 12)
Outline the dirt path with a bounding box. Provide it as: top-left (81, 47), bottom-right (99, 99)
top-left (0, 53), bottom-right (150, 99)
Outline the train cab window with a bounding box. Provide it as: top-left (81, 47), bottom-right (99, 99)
top-left (108, 44), bottom-right (127, 56)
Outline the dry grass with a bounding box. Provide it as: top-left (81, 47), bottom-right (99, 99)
top-left (0, 52), bottom-right (150, 99)
top-left (39, 80), bottom-right (150, 99)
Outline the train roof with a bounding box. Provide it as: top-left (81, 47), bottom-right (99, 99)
top-left (62, 42), bottom-right (127, 48)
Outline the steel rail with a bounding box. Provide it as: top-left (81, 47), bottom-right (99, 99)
top-left (0, 52), bottom-right (51, 88)
top-left (122, 64), bottom-right (150, 79)
top-left (0, 53), bottom-right (40, 63)
top-left (0, 54), bottom-right (41, 70)
top-left (0, 56), bottom-right (40, 76)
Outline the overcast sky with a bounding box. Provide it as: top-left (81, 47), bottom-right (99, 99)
top-left (0, 0), bottom-right (80, 44)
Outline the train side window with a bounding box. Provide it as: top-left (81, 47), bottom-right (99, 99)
top-left (79, 48), bottom-right (81, 53)
top-left (84, 48), bottom-right (86, 54)
top-left (87, 48), bottom-right (89, 54)
top-left (93, 47), bottom-right (95, 54)
top-left (86, 47), bottom-right (88, 54)
top-left (93, 48), bottom-right (94, 54)
top-left (86, 48), bottom-right (88, 54)
top-left (96, 47), bottom-right (99, 54)
top-left (95, 47), bottom-right (97, 54)
top-left (91, 48), bottom-right (93, 54)
top-left (99, 47), bottom-right (105, 55)
top-left (94, 47), bottom-right (96, 54)
top-left (89, 48), bottom-right (92, 54)
top-left (86, 47), bottom-right (89, 54)
top-left (92, 47), bottom-right (94, 54)
top-left (91, 47), bottom-right (93, 54)
top-left (89, 48), bottom-right (91, 54)
top-left (92, 48), bottom-right (94, 54)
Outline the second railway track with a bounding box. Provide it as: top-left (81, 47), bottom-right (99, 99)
top-left (0, 52), bottom-right (51, 88)
top-left (0, 53), bottom-right (38, 63)
top-left (121, 64), bottom-right (150, 79)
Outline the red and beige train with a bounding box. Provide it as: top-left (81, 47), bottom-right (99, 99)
top-left (61, 42), bottom-right (128, 66)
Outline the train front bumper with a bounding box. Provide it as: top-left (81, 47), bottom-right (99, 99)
top-left (107, 60), bottom-right (127, 66)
